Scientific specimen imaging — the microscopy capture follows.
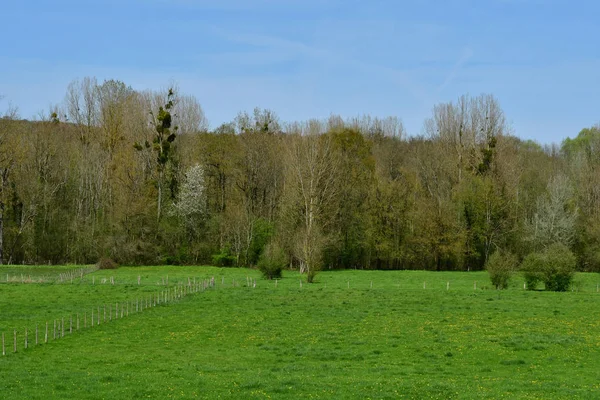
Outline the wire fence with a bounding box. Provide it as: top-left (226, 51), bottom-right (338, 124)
top-left (1, 276), bottom-right (216, 357)
top-left (2, 271), bottom-right (600, 357)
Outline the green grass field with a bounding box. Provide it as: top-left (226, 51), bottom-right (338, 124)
top-left (1, 266), bottom-right (600, 399)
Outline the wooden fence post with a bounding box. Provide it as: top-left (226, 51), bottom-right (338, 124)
top-left (45, 322), bottom-right (48, 343)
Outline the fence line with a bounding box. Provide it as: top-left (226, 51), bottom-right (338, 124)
top-left (3, 272), bottom-right (600, 357)
top-left (57, 266), bottom-right (99, 284)
top-left (2, 266), bottom-right (100, 284)
top-left (1, 276), bottom-right (217, 357)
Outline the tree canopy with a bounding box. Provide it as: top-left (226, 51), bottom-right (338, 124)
top-left (0, 81), bottom-right (598, 279)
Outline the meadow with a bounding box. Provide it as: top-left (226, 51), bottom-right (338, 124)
top-left (1, 266), bottom-right (600, 399)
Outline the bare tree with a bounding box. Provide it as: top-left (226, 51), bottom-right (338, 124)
top-left (174, 94), bottom-right (208, 135)
top-left (426, 94), bottom-right (506, 182)
top-left (283, 133), bottom-right (339, 281)
top-left (65, 77), bottom-right (100, 143)
top-left (527, 174), bottom-right (578, 250)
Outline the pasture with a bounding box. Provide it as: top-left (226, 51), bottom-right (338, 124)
top-left (1, 266), bottom-right (600, 399)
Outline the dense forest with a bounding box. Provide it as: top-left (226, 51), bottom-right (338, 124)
top-left (0, 78), bottom-right (598, 275)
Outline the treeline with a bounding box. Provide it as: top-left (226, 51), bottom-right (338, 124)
top-left (0, 78), bottom-right (598, 276)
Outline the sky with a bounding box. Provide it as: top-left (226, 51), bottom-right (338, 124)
top-left (1, 0), bottom-right (599, 143)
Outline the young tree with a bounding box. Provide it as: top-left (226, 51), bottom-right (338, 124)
top-left (257, 241), bottom-right (286, 279)
top-left (282, 132), bottom-right (339, 282)
top-left (486, 250), bottom-right (518, 289)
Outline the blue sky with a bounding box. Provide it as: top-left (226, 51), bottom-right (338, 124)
top-left (2, 0), bottom-right (599, 143)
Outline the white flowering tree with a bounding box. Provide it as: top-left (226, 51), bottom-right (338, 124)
top-left (173, 164), bottom-right (206, 237)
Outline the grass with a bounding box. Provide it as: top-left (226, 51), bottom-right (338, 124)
top-left (1, 266), bottom-right (600, 399)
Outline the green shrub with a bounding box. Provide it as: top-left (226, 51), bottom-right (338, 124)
top-left (247, 218), bottom-right (274, 266)
top-left (97, 257), bottom-right (118, 270)
top-left (257, 242), bottom-right (286, 280)
top-left (212, 247), bottom-right (236, 267)
top-left (520, 252), bottom-right (544, 290)
top-left (486, 250), bottom-right (518, 289)
top-left (520, 244), bottom-right (577, 292)
top-left (542, 243), bottom-right (577, 292)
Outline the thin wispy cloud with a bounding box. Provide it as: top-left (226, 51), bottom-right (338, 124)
top-left (437, 47), bottom-right (474, 95)
top-left (2, 0), bottom-right (599, 142)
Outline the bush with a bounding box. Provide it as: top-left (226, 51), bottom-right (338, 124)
top-left (520, 252), bottom-right (545, 290)
top-left (257, 242), bottom-right (286, 280)
top-left (212, 247), bottom-right (236, 267)
top-left (542, 243), bottom-right (577, 292)
top-left (486, 250), bottom-right (518, 289)
top-left (247, 218), bottom-right (274, 266)
top-left (97, 257), bottom-right (118, 270)
top-left (520, 244), bottom-right (577, 292)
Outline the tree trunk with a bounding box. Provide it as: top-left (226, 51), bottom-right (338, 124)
top-left (157, 183), bottom-right (162, 223)
top-left (157, 168), bottom-right (164, 224)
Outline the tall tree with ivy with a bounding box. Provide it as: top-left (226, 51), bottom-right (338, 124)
top-left (137, 88), bottom-right (178, 223)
